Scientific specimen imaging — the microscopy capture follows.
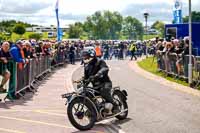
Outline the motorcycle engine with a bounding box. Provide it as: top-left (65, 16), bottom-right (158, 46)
top-left (104, 103), bottom-right (113, 114)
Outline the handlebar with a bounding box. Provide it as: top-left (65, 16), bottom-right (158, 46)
top-left (73, 77), bottom-right (94, 84)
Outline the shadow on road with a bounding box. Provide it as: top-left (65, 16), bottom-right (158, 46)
top-left (0, 92), bottom-right (35, 109)
top-left (71, 118), bottom-right (132, 133)
top-left (111, 117), bottom-right (132, 125)
top-left (0, 69), bottom-right (59, 109)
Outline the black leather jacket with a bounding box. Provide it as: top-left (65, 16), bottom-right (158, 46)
top-left (84, 57), bottom-right (111, 86)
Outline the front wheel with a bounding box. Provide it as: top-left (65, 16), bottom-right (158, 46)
top-left (67, 97), bottom-right (97, 131)
top-left (113, 91), bottom-right (128, 120)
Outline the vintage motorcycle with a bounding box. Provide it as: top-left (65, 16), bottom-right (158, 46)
top-left (62, 78), bottom-right (128, 131)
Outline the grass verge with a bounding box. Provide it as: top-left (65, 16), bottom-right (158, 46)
top-left (137, 57), bottom-right (189, 87)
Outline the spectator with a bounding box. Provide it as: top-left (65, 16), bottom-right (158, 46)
top-left (35, 41), bottom-right (43, 57)
top-left (164, 42), bottom-right (173, 72)
top-left (103, 43), bottom-right (109, 60)
top-left (176, 38), bottom-right (189, 76)
top-left (129, 43), bottom-right (137, 61)
top-left (69, 43), bottom-right (75, 64)
top-left (95, 43), bottom-right (102, 58)
top-left (23, 41), bottom-right (34, 59)
top-left (174, 39), bottom-right (183, 55)
top-left (118, 42), bottom-right (124, 60)
top-left (156, 41), bottom-right (165, 70)
top-left (10, 40), bottom-right (27, 63)
top-left (0, 42), bottom-right (11, 92)
top-left (43, 42), bottom-right (52, 55)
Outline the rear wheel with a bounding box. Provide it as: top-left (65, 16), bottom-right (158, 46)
top-left (113, 91), bottom-right (128, 120)
top-left (67, 97), bottom-right (97, 131)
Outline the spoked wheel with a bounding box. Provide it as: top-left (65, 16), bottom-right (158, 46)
top-left (113, 91), bottom-right (128, 120)
top-left (67, 98), bottom-right (97, 131)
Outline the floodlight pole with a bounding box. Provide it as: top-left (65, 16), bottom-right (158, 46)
top-left (188, 0), bottom-right (192, 85)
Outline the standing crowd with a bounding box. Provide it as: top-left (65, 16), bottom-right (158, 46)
top-left (147, 37), bottom-right (192, 78)
top-left (0, 39), bottom-right (150, 93)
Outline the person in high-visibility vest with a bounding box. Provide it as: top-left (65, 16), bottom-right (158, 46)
top-left (95, 43), bottom-right (102, 58)
top-left (129, 43), bottom-right (137, 60)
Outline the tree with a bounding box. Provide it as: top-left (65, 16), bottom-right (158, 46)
top-left (104, 11), bottom-right (123, 39)
top-left (123, 16), bottom-right (143, 40)
top-left (29, 33), bottom-right (42, 40)
top-left (83, 11), bottom-right (123, 40)
top-left (68, 22), bottom-right (83, 38)
top-left (91, 11), bottom-right (107, 39)
top-left (183, 11), bottom-right (200, 23)
top-left (69, 11), bottom-right (144, 40)
top-left (0, 33), bottom-right (7, 42)
top-left (151, 21), bottom-right (165, 37)
top-left (13, 24), bottom-right (26, 36)
top-left (83, 11), bottom-right (107, 39)
top-left (83, 17), bottom-right (94, 39)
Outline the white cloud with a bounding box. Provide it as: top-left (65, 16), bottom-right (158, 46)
top-left (0, 0), bottom-right (199, 26)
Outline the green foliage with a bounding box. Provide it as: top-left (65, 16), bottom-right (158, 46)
top-left (84, 11), bottom-right (108, 39)
top-left (0, 20), bottom-right (36, 28)
top-left (28, 33), bottom-right (42, 40)
top-left (0, 33), bottom-right (7, 42)
top-left (138, 57), bottom-right (189, 86)
top-left (151, 21), bottom-right (165, 37)
top-left (82, 11), bottom-right (143, 40)
top-left (13, 24), bottom-right (26, 36)
top-left (143, 34), bottom-right (160, 40)
top-left (68, 22), bottom-right (83, 38)
top-left (123, 16), bottom-right (144, 40)
top-left (103, 11), bottom-right (123, 39)
top-left (0, 20), bottom-right (36, 34)
top-left (183, 11), bottom-right (200, 23)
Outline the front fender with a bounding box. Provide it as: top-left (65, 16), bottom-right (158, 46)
top-left (68, 95), bottom-right (100, 119)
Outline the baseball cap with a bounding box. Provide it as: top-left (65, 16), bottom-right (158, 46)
top-left (16, 40), bottom-right (23, 45)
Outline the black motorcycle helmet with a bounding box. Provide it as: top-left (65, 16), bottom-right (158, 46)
top-left (82, 48), bottom-right (96, 64)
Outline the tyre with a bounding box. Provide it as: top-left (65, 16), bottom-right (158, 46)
top-left (113, 91), bottom-right (128, 120)
top-left (67, 97), bottom-right (97, 131)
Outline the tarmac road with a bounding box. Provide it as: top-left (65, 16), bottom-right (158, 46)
top-left (1, 59), bottom-right (200, 133)
top-left (73, 60), bottom-right (200, 133)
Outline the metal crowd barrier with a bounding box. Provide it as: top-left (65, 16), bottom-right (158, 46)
top-left (194, 56), bottom-right (200, 84)
top-left (16, 63), bottom-right (30, 94)
top-left (57, 50), bottom-right (65, 65)
top-left (157, 53), bottom-right (196, 79)
top-left (168, 53), bottom-right (178, 75)
top-left (65, 50), bottom-right (82, 62)
top-left (0, 52), bottom-right (68, 100)
top-left (15, 56), bottom-right (51, 96)
top-left (0, 60), bottom-right (17, 99)
top-left (75, 49), bottom-right (82, 61)
top-left (51, 50), bottom-right (67, 67)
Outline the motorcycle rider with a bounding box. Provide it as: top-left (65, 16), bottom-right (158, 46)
top-left (81, 48), bottom-right (119, 113)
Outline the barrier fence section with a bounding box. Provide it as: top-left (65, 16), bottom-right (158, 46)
top-left (0, 53), bottom-right (63, 99)
top-left (0, 50), bottom-right (84, 100)
top-left (56, 50), bottom-right (66, 65)
top-left (64, 49), bottom-right (82, 63)
top-left (0, 60), bottom-right (17, 99)
top-left (194, 57), bottom-right (200, 83)
top-left (157, 53), bottom-right (197, 81)
top-left (16, 63), bottom-right (30, 94)
top-left (15, 55), bottom-right (51, 95)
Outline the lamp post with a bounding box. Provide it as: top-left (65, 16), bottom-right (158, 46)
top-left (188, 0), bottom-right (192, 85)
top-left (144, 12), bottom-right (149, 57)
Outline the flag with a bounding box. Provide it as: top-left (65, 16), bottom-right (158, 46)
top-left (55, 0), bottom-right (62, 41)
top-left (173, 0), bottom-right (183, 24)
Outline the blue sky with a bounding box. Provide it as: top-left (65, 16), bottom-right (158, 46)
top-left (0, 0), bottom-right (199, 26)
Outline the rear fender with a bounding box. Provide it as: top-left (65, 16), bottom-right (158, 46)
top-left (113, 87), bottom-right (128, 101)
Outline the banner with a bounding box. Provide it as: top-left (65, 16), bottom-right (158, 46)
top-left (173, 0), bottom-right (183, 24)
top-left (55, 0), bottom-right (62, 41)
